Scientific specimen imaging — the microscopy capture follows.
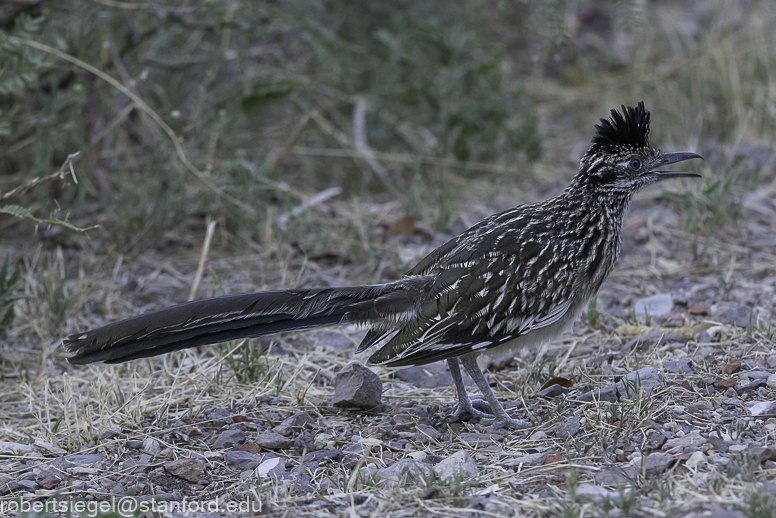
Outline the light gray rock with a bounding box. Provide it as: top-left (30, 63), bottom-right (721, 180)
top-left (17, 480), bottom-right (38, 491)
top-left (224, 450), bottom-right (262, 470)
top-left (663, 360), bottom-right (693, 374)
top-left (634, 293), bottom-right (673, 319)
top-left (273, 411), bottom-right (315, 436)
top-left (749, 401), bottom-right (776, 416)
top-left (506, 452), bottom-right (549, 467)
top-left (713, 303), bottom-right (753, 327)
top-left (375, 459), bottom-right (433, 488)
top-left (555, 416), bottom-right (581, 439)
top-left (636, 452), bottom-right (674, 476)
top-left (616, 367), bottom-right (660, 398)
top-left (663, 430), bottom-right (705, 451)
top-left (331, 361), bottom-right (383, 409)
top-left (164, 459), bottom-right (205, 482)
top-left (0, 441), bottom-right (34, 455)
top-left (254, 457), bottom-right (285, 479)
top-left (413, 424), bottom-right (442, 444)
top-left (255, 431), bottom-right (294, 450)
top-left (212, 429), bottom-right (247, 449)
top-left (433, 451), bottom-right (479, 482)
top-left (579, 385), bottom-right (618, 402)
top-left (142, 437), bottom-right (162, 455)
top-left (65, 454), bottom-right (104, 465)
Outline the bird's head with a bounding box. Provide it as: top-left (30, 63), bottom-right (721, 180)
top-left (578, 102), bottom-right (702, 195)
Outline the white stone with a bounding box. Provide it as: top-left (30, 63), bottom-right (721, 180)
top-left (767, 374), bottom-right (776, 389)
top-left (685, 451), bottom-right (707, 470)
top-left (358, 463), bottom-right (378, 483)
top-left (634, 294), bottom-right (673, 319)
top-left (433, 451), bottom-right (479, 482)
top-left (749, 401), bottom-right (776, 417)
top-left (255, 457), bottom-right (283, 479)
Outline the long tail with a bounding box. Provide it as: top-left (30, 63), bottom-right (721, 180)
top-left (64, 276), bottom-right (432, 365)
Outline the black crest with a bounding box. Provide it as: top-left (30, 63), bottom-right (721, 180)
top-left (591, 102), bottom-right (650, 152)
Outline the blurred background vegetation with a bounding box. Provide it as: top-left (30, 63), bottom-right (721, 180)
top-left (1, 0), bottom-right (775, 274)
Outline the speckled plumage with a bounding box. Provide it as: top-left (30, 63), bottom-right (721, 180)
top-left (65, 102), bottom-right (702, 429)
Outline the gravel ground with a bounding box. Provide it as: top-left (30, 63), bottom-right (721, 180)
top-left (2, 146), bottom-right (776, 518)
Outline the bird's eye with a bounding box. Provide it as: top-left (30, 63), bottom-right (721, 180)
top-left (628, 158), bottom-right (641, 170)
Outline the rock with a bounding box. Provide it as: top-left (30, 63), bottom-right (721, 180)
top-left (616, 367), bottom-right (660, 398)
top-left (685, 451), bottom-right (707, 470)
top-left (663, 360), bottom-right (693, 374)
top-left (538, 384), bottom-right (571, 398)
top-left (743, 446), bottom-right (776, 465)
top-left (375, 459), bottom-right (433, 488)
top-left (579, 385), bottom-right (618, 403)
top-left (314, 433), bottom-right (334, 450)
top-left (0, 441), bottom-right (34, 455)
top-left (213, 429), bottom-right (247, 449)
top-left (646, 430), bottom-right (668, 449)
top-left (255, 431), bottom-right (294, 450)
top-left (529, 431), bottom-right (547, 440)
top-left (413, 424), bottom-right (442, 444)
top-left (723, 398), bottom-right (744, 407)
top-left (395, 361), bottom-right (474, 388)
top-left (768, 374), bottom-right (776, 389)
top-left (0, 478), bottom-right (19, 496)
top-left (433, 451), bottom-right (479, 482)
top-left (634, 294), bottom-right (673, 319)
top-left (126, 440), bottom-right (144, 449)
top-left (254, 457), bottom-right (285, 479)
top-left (66, 454), bottom-right (104, 465)
top-left (637, 452), bottom-right (674, 476)
top-left (17, 480), bottom-right (38, 491)
top-left (273, 411), bottom-right (315, 436)
top-left (457, 433), bottom-right (504, 447)
top-left (713, 303), bottom-right (753, 328)
top-left (576, 483), bottom-right (631, 504)
top-left (225, 450), bottom-right (263, 470)
top-left (737, 379), bottom-right (767, 394)
top-left (745, 370), bottom-right (772, 379)
top-left (595, 467), bottom-right (631, 485)
top-left (663, 430), bottom-right (705, 451)
top-left (575, 483), bottom-right (610, 502)
top-left (164, 459), bottom-right (205, 482)
top-left (749, 401), bottom-right (776, 417)
top-left (305, 449), bottom-right (342, 464)
top-left (555, 417), bottom-right (581, 439)
top-left (358, 463), bottom-right (378, 484)
top-left (38, 477), bottom-right (62, 490)
top-left (331, 361), bottom-right (382, 409)
top-left (707, 435), bottom-right (731, 453)
top-left (688, 302), bottom-right (709, 315)
top-left (142, 438), bottom-right (162, 455)
top-left (618, 331), bottom-right (667, 358)
top-left (34, 439), bottom-right (67, 456)
top-left (505, 452), bottom-right (549, 467)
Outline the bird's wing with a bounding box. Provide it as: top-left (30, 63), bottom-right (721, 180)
top-left (363, 219), bottom-right (577, 367)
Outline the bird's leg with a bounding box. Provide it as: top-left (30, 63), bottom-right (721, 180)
top-left (446, 358), bottom-right (492, 422)
top-left (460, 355), bottom-right (531, 430)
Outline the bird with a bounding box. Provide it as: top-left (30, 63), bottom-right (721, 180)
top-left (64, 102), bottom-right (702, 429)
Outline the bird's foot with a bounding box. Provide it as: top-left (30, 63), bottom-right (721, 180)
top-left (469, 396), bottom-right (493, 414)
top-left (488, 416), bottom-right (532, 430)
top-left (446, 397), bottom-right (493, 422)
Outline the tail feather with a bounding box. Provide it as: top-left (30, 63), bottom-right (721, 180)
top-left (65, 276), bottom-right (433, 365)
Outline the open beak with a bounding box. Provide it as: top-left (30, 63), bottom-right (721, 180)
top-left (651, 152), bottom-right (703, 179)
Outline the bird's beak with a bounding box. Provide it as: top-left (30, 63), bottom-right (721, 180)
top-left (651, 152), bottom-right (703, 179)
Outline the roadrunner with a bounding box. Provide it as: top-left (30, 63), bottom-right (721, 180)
top-left (65, 102), bottom-right (702, 429)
